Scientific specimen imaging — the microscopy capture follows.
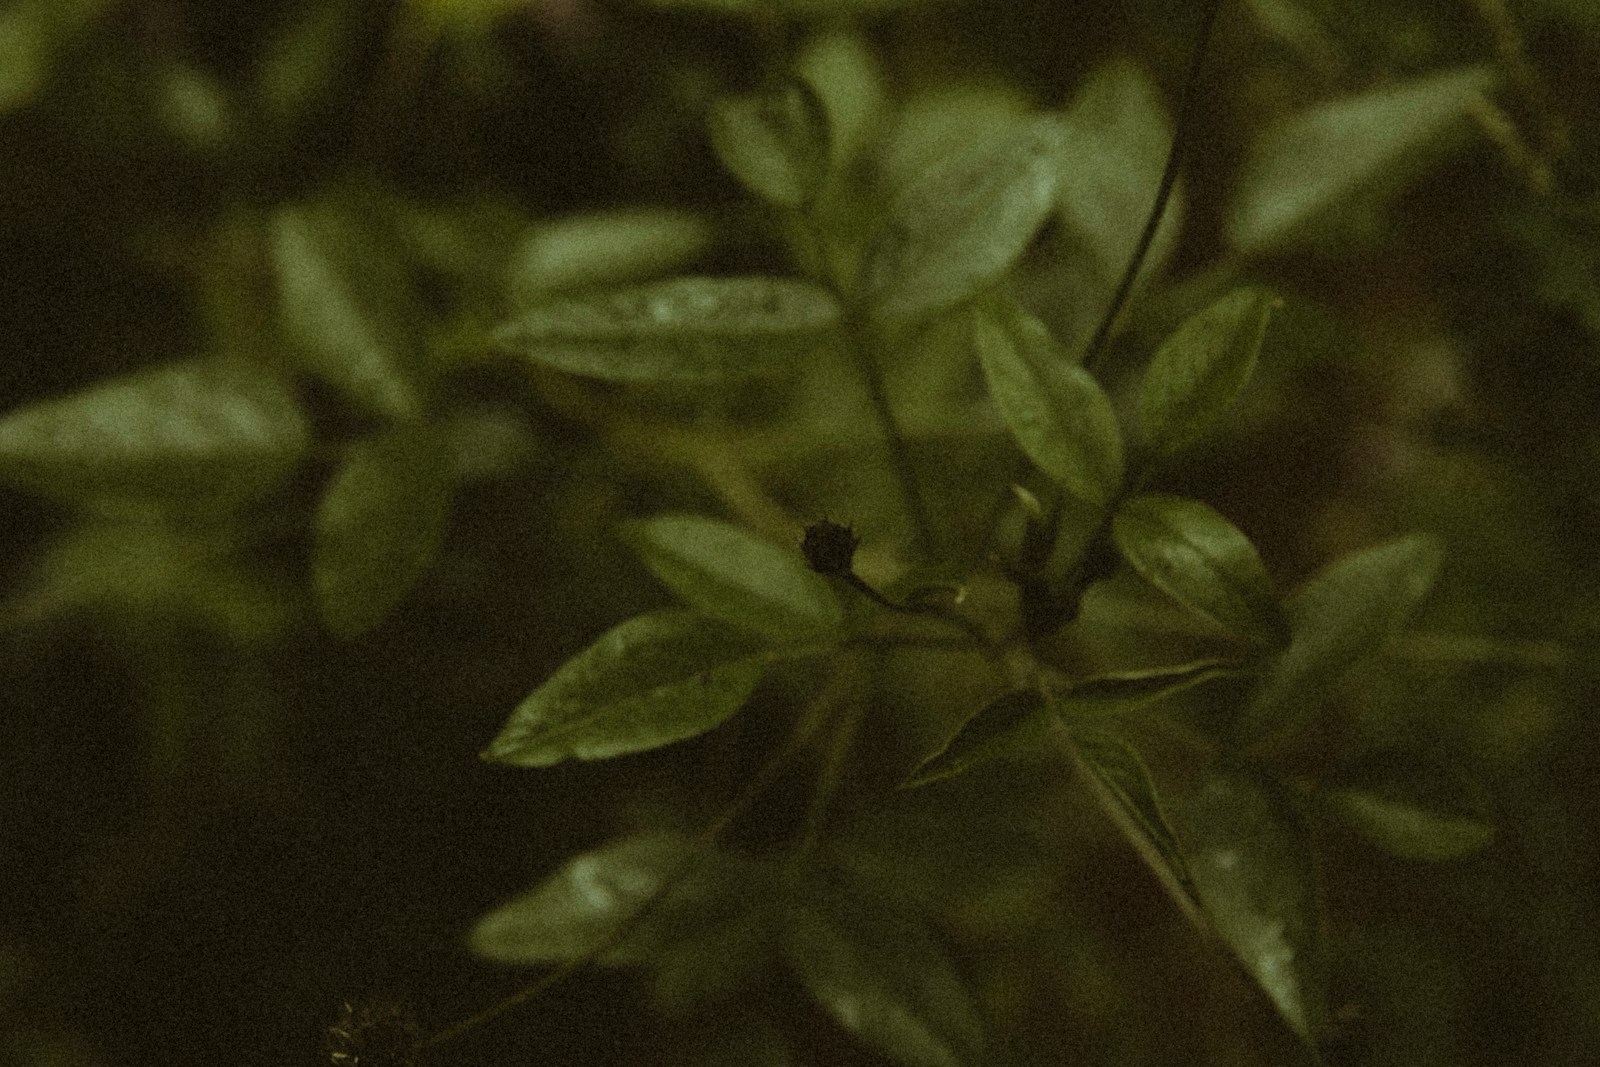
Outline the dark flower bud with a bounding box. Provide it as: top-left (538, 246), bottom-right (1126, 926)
top-left (801, 519), bottom-right (861, 576)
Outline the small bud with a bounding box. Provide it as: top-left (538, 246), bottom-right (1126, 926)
top-left (801, 519), bottom-right (860, 576)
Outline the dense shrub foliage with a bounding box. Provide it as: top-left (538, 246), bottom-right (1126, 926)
top-left (2, 1), bottom-right (1598, 1065)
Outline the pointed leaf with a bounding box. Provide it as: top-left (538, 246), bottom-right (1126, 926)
top-left (1071, 727), bottom-right (1197, 911)
top-left (863, 113), bottom-right (1068, 323)
top-left (1240, 534), bottom-right (1444, 742)
top-left (1325, 751), bottom-right (1494, 861)
top-left (974, 300), bottom-right (1124, 506)
top-left (484, 609), bottom-right (806, 767)
top-left (1111, 494), bottom-right (1288, 646)
top-left (1228, 66), bottom-right (1496, 255)
top-left (495, 276), bottom-right (841, 383)
top-left (0, 357), bottom-right (308, 512)
top-left (504, 208), bottom-right (713, 305)
top-left (708, 79), bottom-right (830, 209)
top-left (904, 691), bottom-right (1051, 788)
top-left (623, 514), bottom-right (842, 642)
top-left (1175, 766), bottom-right (1325, 1043)
top-left (784, 877), bottom-right (982, 1067)
top-left (1061, 659), bottom-right (1249, 718)
top-left (272, 202), bottom-right (427, 420)
top-left (1057, 58), bottom-right (1183, 288)
top-left (1139, 287), bottom-right (1279, 458)
top-left (471, 833), bottom-right (731, 966)
top-left (313, 425), bottom-right (453, 638)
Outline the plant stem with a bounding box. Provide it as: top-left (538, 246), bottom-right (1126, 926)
top-left (1080, 0), bottom-right (1226, 376)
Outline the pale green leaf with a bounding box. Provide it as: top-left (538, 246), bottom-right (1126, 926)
top-left (471, 832), bottom-right (716, 966)
top-left (1326, 752), bottom-right (1494, 861)
top-left (863, 113), bottom-right (1069, 324)
top-left (272, 202), bottom-right (427, 420)
top-left (904, 691), bottom-right (1051, 788)
top-left (483, 609), bottom-right (804, 767)
top-left (1057, 57), bottom-right (1183, 289)
top-left (784, 876), bottom-right (982, 1067)
top-left (973, 299), bottom-right (1124, 506)
top-left (623, 514), bottom-right (842, 642)
top-left (794, 29), bottom-right (885, 171)
top-left (1228, 66), bottom-right (1496, 255)
top-left (708, 80), bottom-right (830, 209)
top-left (1176, 766), bottom-right (1324, 1043)
top-left (1111, 494), bottom-right (1288, 646)
top-left (313, 425), bottom-right (453, 638)
top-left (504, 208), bottom-right (713, 305)
top-left (1072, 727), bottom-right (1196, 909)
top-left (1240, 534), bottom-right (1444, 742)
top-left (1060, 659), bottom-right (1249, 718)
top-left (1139, 287), bottom-right (1279, 458)
top-left (0, 357), bottom-right (308, 513)
top-left (495, 277), bottom-right (841, 383)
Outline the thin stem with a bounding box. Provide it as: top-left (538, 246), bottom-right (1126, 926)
top-left (420, 675), bottom-right (849, 1055)
top-left (1081, 0), bottom-right (1227, 376)
top-left (842, 319), bottom-right (940, 558)
top-left (797, 693), bottom-right (869, 857)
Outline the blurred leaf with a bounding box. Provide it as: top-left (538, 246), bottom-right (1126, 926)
top-left (272, 202), bottom-right (428, 420)
top-left (698, 1022), bottom-right (795, 1067)
top-left (1240, 534), bottom-right (1444, 742)
top-left (1139, 287), bottom-right (1279, 458)
top-left (1228, 65), bottom-right (1496, 255)
top-left (1056, 57), bottom-right (1183, 288)
top-left (0, 0), bottom-right (106, 113)
top-left (1060, 659), bottom-right (1249, 718)
top-left (12, 521), bottom-right (294, 647)
top-left (708, 80), bottom-right (830, 209)
top-left (155, 62), bottom-right (234, 155)
top-left (1071, 727), bottom-right (1196, 908)
top-left (1176, 765), bottom-right (1325, 1043)
top-left (877, 83), bottom-right (1033, 190)
top-left (495, 277), bottom-right (841, 383)
top-left (313, 425), bottom-right (453, 638)
top-left (863, 113), bottom-right (1068, 323)
top-left (255, 0), bottom-right (358, 122)
top-left (794, 28), bottom-right (885, 171)
top-left (471, 832), bottom-right (719, 966)
top-left (1325, 751), bottom-right (1494, 861)
top-left (623, 514), bottom-right (842, 642)
top-left (1111, 494), bottom-right (1288, 646)
top-left (904, 691), bottom-right (1051, 788)
top-left (483, 609), bottom-right (816, 767)
top-left (504, 209), bottom-right (713, 305)
top-left (783, 874), bottom-right (982, 1067)
top-left (0, 358), bottom-right (308, 513)
top-left (973, 299), bottom-right (1123, 506)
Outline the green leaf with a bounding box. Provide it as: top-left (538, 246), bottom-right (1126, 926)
top-left (973, 300), bottom-right (1124, 506)
top-left (1175, 766), bottom-right (1325, 1043)
top-left (504, 208), bottom-right (713, 305)
top-left (644, 0), bottom-right (930, 15)
top-left (495, 276), bottom-right (841, 383)
top-left (794, 28), bottom-right (885, 171)
top-left (784, 875), bottom-right (982, 1067)
top-left (1228, 66), bottom-right (1496, 255)
top-left (863, 113), bottom-right (1068, 324)
top-left (1060, 659), bottom-right (1249, 718)
top-left (1056, 58), bottom-right (1183, 289)
top-left (271, 201), bottom-right (427, 420)
top-left (1111, 494), bottom-right (1288, 646)
top-left (1240, 534), bottom-right (1444, 742)
top-left (1325, 752), bottom-right (1494, 861)
top-left (0, 357), bottom-right (308, 513)
top-left (708, 79), bottom-right (830, 209)
top-left (471, 832), bottom-right (722, 966)
top-left (1071, 727), bottom-right (1196, 910)
top-left (483, 609), bottom-right (804, 767)
top-left (1139, 287), bottom-right (1279, 458)
top-left (313, 425), bottom-right (453, 638)
top-left (623, 514), bottom-right (843, 643)
top-left (904, 691), bottom-right (1051, 788)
